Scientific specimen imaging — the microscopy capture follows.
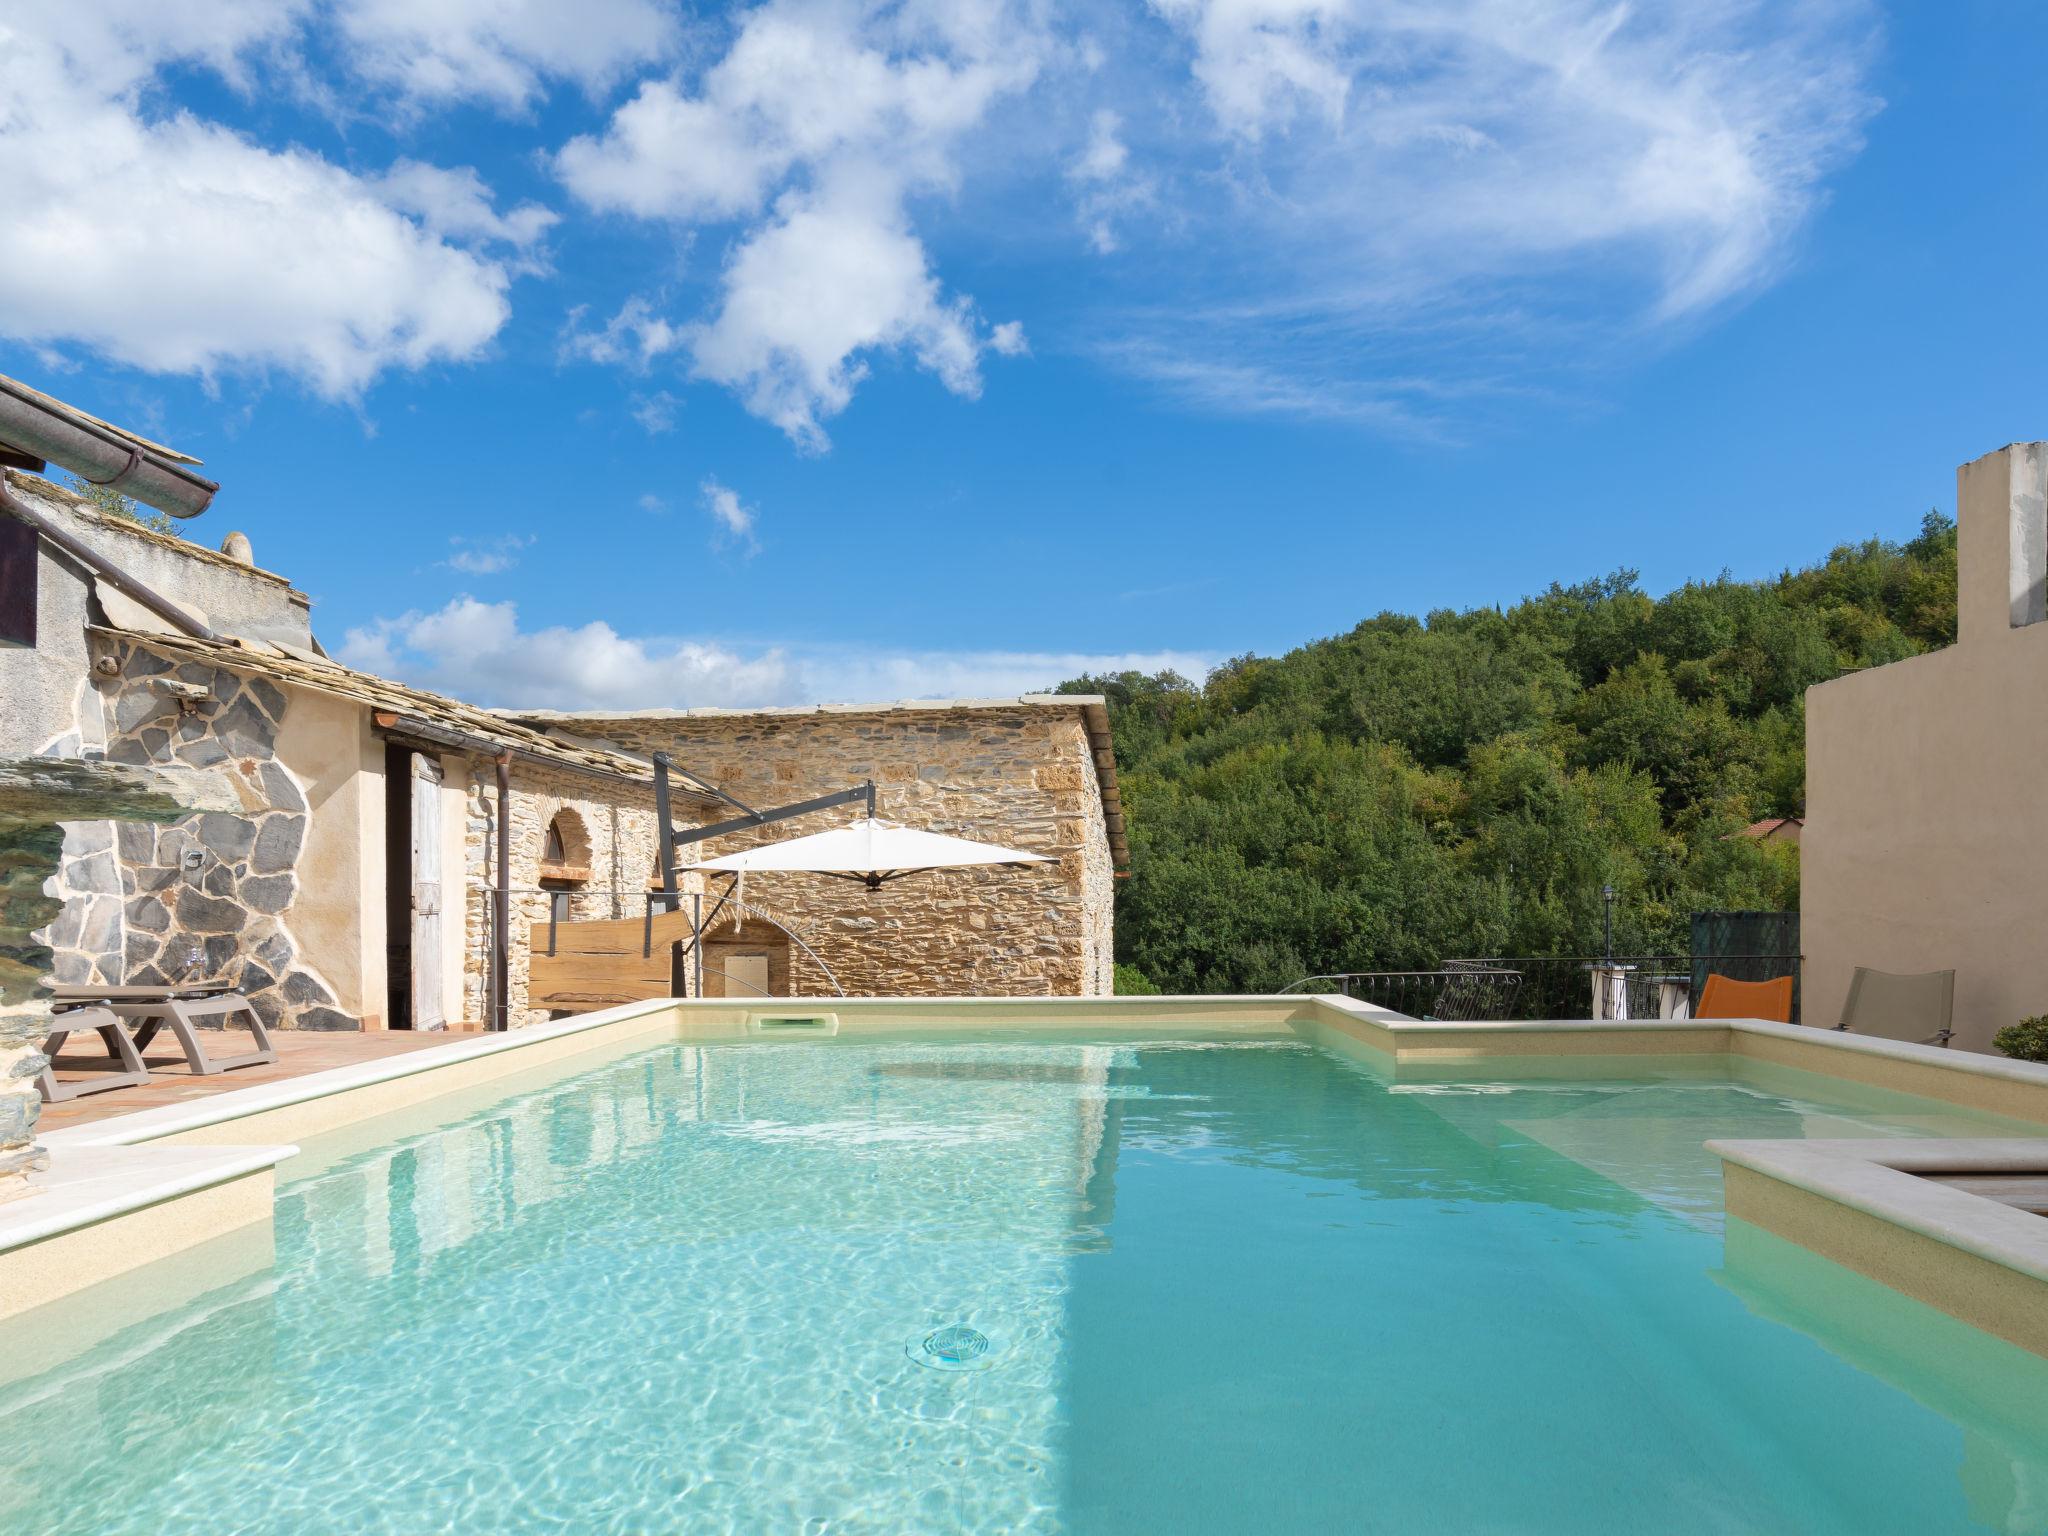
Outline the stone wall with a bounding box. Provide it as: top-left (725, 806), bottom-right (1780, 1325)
top-left (576, 703), bottom-right (1115, 999)
top-left (39, 637), bottom-right (353, 1030)
top-left (1, 757), bottom-right (238, 1200)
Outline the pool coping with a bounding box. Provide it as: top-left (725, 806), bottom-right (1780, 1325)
top-left (0, 1141), bottom-right (292, 1324)
top-left (10, 991), bottom-right (2048, 1346)
top-left (43, 997), bottom-right (684, 1150)
top-left (1711, 1137), bottom-right (2048, 1357)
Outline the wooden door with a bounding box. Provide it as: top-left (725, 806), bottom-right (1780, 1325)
top-left (726, 951), bottom-right (771, 998)
top-left (410, 754), bottom-right (446, 1030)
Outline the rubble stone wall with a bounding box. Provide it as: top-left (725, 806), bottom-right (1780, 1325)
top-left (586, 705), bottom-right (1115, 999)
top-left (41, 637), bottom-right (353, 1030)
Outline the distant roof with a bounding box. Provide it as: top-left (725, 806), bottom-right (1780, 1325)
top-left (506, 694), bottom-right (1105, 722)
top-left (1739, 816), bottom-right (1803, 843)
top-left (509, 694), bottom-right (1129, 869)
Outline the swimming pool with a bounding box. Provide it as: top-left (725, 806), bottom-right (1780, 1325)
top-left (6, 1029), bottom-right (2046, 1533)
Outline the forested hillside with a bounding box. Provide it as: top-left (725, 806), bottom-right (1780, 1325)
top-left (1063, 515), bottom-right (1958, 994)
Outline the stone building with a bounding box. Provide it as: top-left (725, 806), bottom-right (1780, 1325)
top-left (1, 466), bottom-right (715, 1032)
top-left (2, 379), bottom-right (1125, 1035)
top-left (511, 699), bottom-right (1126, 1001)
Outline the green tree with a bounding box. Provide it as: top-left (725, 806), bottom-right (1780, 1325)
top-left (62, 472), bottom-right (177, 535)
top-left (1069, 511), bottom-right (1952, 991)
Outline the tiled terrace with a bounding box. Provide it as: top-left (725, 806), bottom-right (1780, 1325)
top-left (37, 1029), bottom-right (462, 1133)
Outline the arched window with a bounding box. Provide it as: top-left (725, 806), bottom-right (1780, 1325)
top-left (538, 810), bottom-right (591, 922)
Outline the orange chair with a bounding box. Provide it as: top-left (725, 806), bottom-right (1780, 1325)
top-left (1693, 974), bottom-right (1794, 1024)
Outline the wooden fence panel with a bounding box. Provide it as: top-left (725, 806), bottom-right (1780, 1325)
top-left (528, 907), bottom-right (694, 1014)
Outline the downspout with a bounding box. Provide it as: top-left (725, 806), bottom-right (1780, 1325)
top-left (0, 477), bottom-right (221, 643)
top-left (494, 753), bottom-right (511, 1033)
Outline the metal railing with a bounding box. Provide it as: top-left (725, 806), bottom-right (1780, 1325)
top-left (1445, 957), bottom-right (1690, 1021)
top-left (1281, 968), bottom-right (1523, 1021)
top-left (1284, 953), bottom-right (1799, 1022)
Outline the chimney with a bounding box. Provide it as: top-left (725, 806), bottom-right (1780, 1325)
top-left (1957, 442), bottom-right (2048, 646)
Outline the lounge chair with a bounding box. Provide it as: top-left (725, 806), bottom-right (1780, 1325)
top-left (1835, 966), bottom-right (1956, 1048)
top-left (50, 982), bottom-right (277, 1077)
top-left (36, 1004), bottom-right (151, 1103)
top-left (1694, 974), bottom-right (1795, 1024)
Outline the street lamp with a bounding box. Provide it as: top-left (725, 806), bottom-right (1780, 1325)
top-left (1601, 883), bottom-right (1616, 961)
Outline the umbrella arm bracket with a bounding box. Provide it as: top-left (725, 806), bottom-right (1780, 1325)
top-left (653, 762), bottom-right (876, 909)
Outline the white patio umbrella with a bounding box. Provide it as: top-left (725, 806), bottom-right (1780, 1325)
top-left (684, 817), bottom-right (1053, 890)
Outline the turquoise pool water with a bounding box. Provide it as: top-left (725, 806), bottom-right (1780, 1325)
top-left (5, 1032), bottom-right (2047, 1534)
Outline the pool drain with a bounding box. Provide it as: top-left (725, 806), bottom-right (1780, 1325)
top-left (909, 1324), bottom-right (994, 1372)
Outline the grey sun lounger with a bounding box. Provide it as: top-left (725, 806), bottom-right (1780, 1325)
top-left (49, 983), bottom-right (278, 1078)
top-left (36, 1003), bottom-right (152, 1103)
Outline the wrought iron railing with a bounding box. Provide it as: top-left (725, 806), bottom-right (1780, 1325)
top-left (1281, 968), bottom-right (1523, 1021)
top-left (1284, 952), bottom-right (1799, 1022)
top-left (1445, 957), bottom-right (1690, 1021)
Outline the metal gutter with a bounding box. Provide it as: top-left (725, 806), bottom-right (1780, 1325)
top-left (0, 375), bottom-right (217, 518)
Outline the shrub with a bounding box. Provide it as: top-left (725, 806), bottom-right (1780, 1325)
top-left (1992, 1016), bottom-right (2048, 1063)
top-left (1113, 964), bottom-right (1161, 996)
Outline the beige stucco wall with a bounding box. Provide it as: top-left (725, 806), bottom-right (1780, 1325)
top-left (575, 702), bottom-right (1116, 1001)
top-left (271, 686), bottom-right (385, 1024)
top-left (1804, 443), bottom-right (2048, 1053)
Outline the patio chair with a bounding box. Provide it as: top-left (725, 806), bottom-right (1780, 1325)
top-left (1835, 966), bottom-right (1956, 1048)
top-left (1694, 974), bottom-right (1795, 1024)
top-left (36, 1004), bottom-right (151, 1103)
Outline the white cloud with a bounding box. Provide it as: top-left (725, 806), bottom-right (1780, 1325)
top-left (1067, 108), bottom-right (1155, 255)
top-left (341, 598), bottom-right (793, 711)
top-left (441, 533), bottom-right (534, 575)
top-left (987, 320), bottom-right (1030, 357)
top-left (375, 160), bottom-right (558, 260)
top-left (555, 0), bottom-right (1038, 448)
top-left (1149, 0), bottom-right (1353, 137)
top-left (0, 7), bottom-right (540, 397)
top-left (629, 389), bottom-right (681, 434)
top-left (1150, 0), bottom-right (1877, 316)
top-left (1083, 0), bottom-right (1879, 423)
top-left (688, 189), bottom-right (1005, 450)
top-left (339, 596), bottom-right (1216, 710)
top-left (0, 0), bottom-right (1879, 434)
top-left (560, 298), bottom-right (685, 368)
top-left (698, 476), bottom-right (759, 554)
top-left (638, 492), bottom-right (667, 512)
top-left (332, 0), bottom-right (677, 110)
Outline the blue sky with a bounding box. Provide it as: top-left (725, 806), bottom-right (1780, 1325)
top-left (2, 1), bottom-right (2042, 709)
